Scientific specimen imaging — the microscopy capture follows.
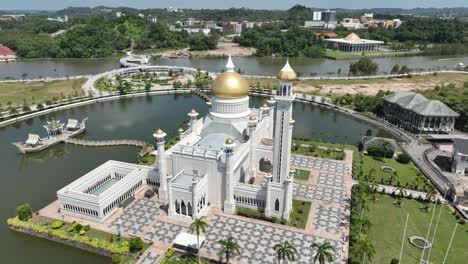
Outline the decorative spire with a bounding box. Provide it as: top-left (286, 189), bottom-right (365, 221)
top-left (225, 55), bottom-right (235, 72)
top-left (277, 58), bottom-right (297, 82)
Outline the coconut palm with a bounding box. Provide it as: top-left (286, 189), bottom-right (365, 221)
top-left (352, 235), bottom-right (375, 264)
top-left (311, 241), bottom-right (335, 264)
top-left (274, 240), bottom-right (298, 264)
top-left (190, 217), bottom-right (208, 264)
top-left (397, 186), bottom-right (407, 199)
top-left (218, 236), bottom-right (240, 264)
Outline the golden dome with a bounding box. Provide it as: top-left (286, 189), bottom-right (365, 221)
top-left (154, 129), bottom-right (165, 136)
top-left (225, 138), bottom-right (234, 145)
top-left (249, 115), bottom-right (257, 121)
top-left (261, 103), bottom-right (269, 108)
top-left (277, 59), bottom-right (297, 82)
top-left (211, 56), bottom-right (249, 99)
top-left (212, 72), bottom-right (249, 99)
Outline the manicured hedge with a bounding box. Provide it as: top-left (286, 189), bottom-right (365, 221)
top-left (396, 153), bottom-right (411, 164)
top-left (367, 146), bottom-right (394, 158)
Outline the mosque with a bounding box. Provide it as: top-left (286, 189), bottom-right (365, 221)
top-left (57, 57), bottom-right (297, 222)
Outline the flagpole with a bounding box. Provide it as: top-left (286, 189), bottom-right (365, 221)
top-left (399, 213), bottom-right (409, 262)
top-left (426, 190), bottom-right (447, 263)
top-left (442, 223), bottom-right (458, 264)
top-left (420, 197), bottom-right (438, 263)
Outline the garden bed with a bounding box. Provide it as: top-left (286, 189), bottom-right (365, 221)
top-left (288, 200), bottom-right (312, 229)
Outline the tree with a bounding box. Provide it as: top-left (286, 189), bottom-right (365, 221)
top-left (311, 241), bottom-right (335, 264)
top-left (190, 217), bottom-right (208, 263)
top-left (349, 58), bottom-right (378, 76)
top-left (273, 241), bottom-right (298, 264)
top-left (352, 235), bottom-right (375, 264)
top-left (144, 80), bottom-right (152, 93)
top-left (129, 237), bottom-right (144, 253)
top-left (218, 236), bottom-right (240, 264)
top-left (390, 64), bottom-right (400, 74)
top-left (396, 153), bottom-right (410, 164)
top-left (21, 73), bottom-right (28, 80)
top-left (16, 203), bottom-right (33, 221)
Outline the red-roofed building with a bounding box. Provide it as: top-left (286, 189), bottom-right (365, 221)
top-left (0, 45), bottom-right (17, 62)
top-left (314, 32), bottom-right (339, 39)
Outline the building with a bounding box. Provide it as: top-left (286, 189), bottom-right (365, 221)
top-left (57, 57), bottom-right (298, 221)
top-left (0, 14), bottom-right (25, 21)
top-left (0, 45), bottom-right (17, 62)
top-left (322, 9), bottom-right (336, 23)
top-left (304, 9), bottom-right (337, 29)
top-left (383, 92), bottom-right (459, 134)
top-left (323, 33), bottom-right (384, 52)
top-left (314, 32), bottom-right (339, 40)
top-left (452, 139), bottom-right (468, 176)
top-left (223, 22), bottom-right (242, 34)
top-left (57, 161), bottom-right (154, 222)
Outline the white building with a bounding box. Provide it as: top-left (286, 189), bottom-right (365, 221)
top-left (57, 57), bottom-right (297, 221)
top-left (324, 33), bottom-right (384, 52)
top-left (57, 161), bottom-right (154, 222)
top-left (452, 139), bottom-right (468, 176)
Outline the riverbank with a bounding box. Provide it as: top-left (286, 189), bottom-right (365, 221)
top-left (324, 49), bottom-right (421, 60)
top-left (250, 72), bottom-right (468, 96)
top-left (157, 42), bottom-right (256, 58)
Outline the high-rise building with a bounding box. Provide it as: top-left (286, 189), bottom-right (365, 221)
top-left (322, 9), bottom-right (336, 23)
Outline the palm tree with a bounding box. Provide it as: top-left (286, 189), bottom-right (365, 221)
top-left (352, 235), bottom-right (375, 264)
top-left (311, 241), bottom-right (335, 264)
top-left (218, 236), bottom-right (240, 264)
top-left (273, 240), bottom-right (298, 264)
top-left (190, 217), bottom-right (208, 264)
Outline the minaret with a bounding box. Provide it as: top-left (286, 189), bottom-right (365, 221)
top-left (188, 109), bottom-right (199, 134)
top-left (223, 138), bottom-right (236, 214)
top-left (248, 115), bottom-right (258, 179)
top-left (272, 59), bottom-right (297, 183)
top-left (153, 129), bottom-right (168, 204)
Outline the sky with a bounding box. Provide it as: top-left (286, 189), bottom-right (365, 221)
top-left (2, 0), bottom-right (467, 11)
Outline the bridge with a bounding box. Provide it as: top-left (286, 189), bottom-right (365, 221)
top-left (64, 138), bottom-right (154, 155)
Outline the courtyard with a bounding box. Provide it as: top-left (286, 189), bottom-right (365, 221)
top-left (39, 154), bottom-right (353, 263)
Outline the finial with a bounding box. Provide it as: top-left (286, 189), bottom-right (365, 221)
top-left (225, 55), bottom-right (235, 72)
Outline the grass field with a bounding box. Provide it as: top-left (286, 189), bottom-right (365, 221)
top-left (323, 49), bottom-right (420, 59)
top-left (292, 140), bottom-right (346, 161)
top-left (294, 169), bottom-right (310, 180)
top-left (289, 200), bottom-right (312, 229)
top-left (355, 194), bottom-right (468, 264)
top-left (359, 155), bottom-right (431, 191)
top-left (0, 79), bottom-right (86, 108)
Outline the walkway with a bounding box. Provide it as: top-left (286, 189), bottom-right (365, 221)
top-left (64, 138), bottom-right (151, 148)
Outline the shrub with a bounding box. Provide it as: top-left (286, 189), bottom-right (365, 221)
top-left (367, 146), bottom-right (394, 158)
top-left (79, 229), bottom-right (86, 236)
top-left (72, 223), bottom-right (83, 233)
top-left (391, 258), bottom-right (399, 264)
top-left (129, 237), bottom-right (144, 253)
top-left (271, 217), bottom-right (279, 223)
top-left (298, 208), bottom-right (304, 214)
top-left (16, 204), bottom-right (32, 221)
top-left (280, 218), bottom-right (287, 225)
top-left (83, 225), bottom-right (91, 231)
top-left (396, 153), bottom-right (411, 164)
top-left (111, 254), bottom-right (121, 263)
top-left (166, 248), bottom-right (176, 258)
top-left (51, 220), bottom-right (63, 229)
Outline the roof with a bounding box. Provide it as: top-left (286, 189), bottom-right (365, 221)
top-left (25, 134), bottom-right (40, 145)
top-left (173, 232), bottom-right (205, 250)
top-left (454, 138), bottom-right (468, 154)
top-left (345, 33), bottom-right (361, 41)
top-left (0, 45), bottom-right (16, 56)
top-left (384, 92), bottom-right (459, 117)
top-left (66, 119), bottom-right (78, 129)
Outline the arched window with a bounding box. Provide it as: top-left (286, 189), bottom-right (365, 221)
top-left (181, 200), bottom-right (187, 216)
top-left (175, 200), bottom-right (180, 214)
top-left (275, 199), bottom-right (280, 212)
top-left (188, 202), bottom-right (193, 217)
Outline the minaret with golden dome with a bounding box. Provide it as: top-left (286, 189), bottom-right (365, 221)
top-left (209, 56), bottom-right (251, 119)
top-left (272, 59), bottom-right (297, 183)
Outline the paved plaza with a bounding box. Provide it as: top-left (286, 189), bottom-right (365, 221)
top-left (108, 154), bottom-right (352, 263)
top-left (109, 198), bottom-right (160, 236)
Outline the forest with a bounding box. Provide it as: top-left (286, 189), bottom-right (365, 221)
top-left (0, 15), bottom-right (217, 58)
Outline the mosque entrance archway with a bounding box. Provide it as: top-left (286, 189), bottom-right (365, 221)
top-left (259, 158), bottom-right (273, 174)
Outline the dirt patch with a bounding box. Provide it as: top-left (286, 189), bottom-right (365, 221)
top-left (161, 42), bottom-right (256, 58)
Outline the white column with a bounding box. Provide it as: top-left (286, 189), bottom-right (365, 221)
top-left (188, 109), bottom-right (199, 134)
top-left (264, 174), bottom-right (273, 217)
top-left (191, 177), bottom-right (198, 219)
top-left (178, 128), bottom-right (184, 139)
top-left (167, 175), bottom-right (174, 216)
top-left (283, 171), bottom-right (294, 219)
top-left (223, 139), bottom-right (236, 214)
top-left (248, 116), bottom-right (258, 179)
top-left (153, 129), bottom-right (168, 204)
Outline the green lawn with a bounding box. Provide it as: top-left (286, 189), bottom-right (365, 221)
top-left (288, 200), bottom-right (312, 229)
top-left (292, 140), bottom-right (345, 161)
top-left (294, 169), bottom-right (310, 180)
top-left (354, 194), bottom-right (468, 264)
top-left (0, 79), bottom-right (86, 108)
top-left (323, 49), bottom-right (420, 59)
top-left (137, 155), bottom-right (156, 165)
top-left (359, 155), bottom-right (431, 191)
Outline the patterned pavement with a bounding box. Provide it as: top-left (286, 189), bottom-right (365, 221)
top-left (139, 252), bottom-right (160, 264)
top-left (109, 198), bottom-right (160, 236)
top-left (145, 215), bottom-right (341, 264)
top-left (313, 205), bottom-right (345, 235)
